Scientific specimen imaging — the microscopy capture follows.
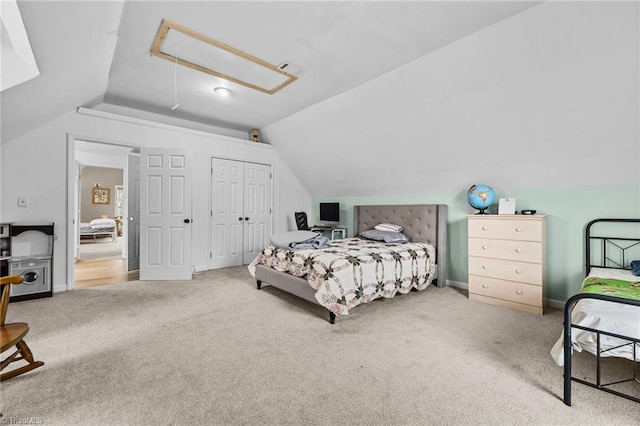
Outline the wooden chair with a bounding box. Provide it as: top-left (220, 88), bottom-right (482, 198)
top-left (1, 275), bottom-right (44, 381)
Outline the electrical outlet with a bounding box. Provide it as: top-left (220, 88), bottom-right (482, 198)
top-left (18, 196), bottom-right (28, 207)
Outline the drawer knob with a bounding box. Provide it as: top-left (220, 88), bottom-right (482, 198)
top-left (515, 227), bottom-right (522, 232)
top-left (482, 265), bottom-right (488, 269)
top-left (482, 226), bottom-right (488, 231)
top-left (515, 270), bottom-right (522, 274)
top-left (515, 290), bottom-right (523, 295)
top-left (515, 248), bottom-right (522, 253)
top-left (482, 245), bottom-right (488, 250)
top-left (482, 284), bottom-right (488, 288)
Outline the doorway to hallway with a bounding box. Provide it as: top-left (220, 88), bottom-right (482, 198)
top-left (71, 139), bottom-right (140, 289)
top-left (74, 257), bottom-right (139, 288)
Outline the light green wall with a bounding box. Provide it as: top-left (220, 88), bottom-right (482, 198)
top-left (313, 183), bottom-right (640, 302)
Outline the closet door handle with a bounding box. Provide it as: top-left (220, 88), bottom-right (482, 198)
top-left (184, 219), bottom-right (191, 224)
top-left (238, 217), bottom-right (244, 221)
top-left (244, 217), bottom-right (249, 221)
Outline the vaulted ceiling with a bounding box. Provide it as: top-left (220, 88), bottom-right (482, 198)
top-left (1, 0), bottom-right (541, 143)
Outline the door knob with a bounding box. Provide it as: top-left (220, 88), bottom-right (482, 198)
top-left (184, 219), bottom-right (191, 224)
top-left (238, 217), bottom-right (243, 221)
top-left (244, 217), bottom-right (249, 221)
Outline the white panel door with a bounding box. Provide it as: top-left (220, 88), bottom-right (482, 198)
top-left (242, 162), bottom-right (271, 264)
top-left (126, 154), bottom-right (140, 272)
top-left (210, 158), bottom-right (244, 268)
top-left (210, 158), bottom-right (272, 268)
top-left (140, 148), bottom-right (192, 280)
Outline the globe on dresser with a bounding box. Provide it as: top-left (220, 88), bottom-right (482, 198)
top-left (467, 184), bottom-right (495, 214)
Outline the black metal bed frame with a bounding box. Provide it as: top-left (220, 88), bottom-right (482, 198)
top-left (563, 218), bottom-right (640, 406)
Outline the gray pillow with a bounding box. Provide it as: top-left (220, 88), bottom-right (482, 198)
top-left (359, 229), bottom-right (409, 243)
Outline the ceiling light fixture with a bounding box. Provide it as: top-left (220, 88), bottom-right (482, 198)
top-left (213, 87), bottom-right (232, 97)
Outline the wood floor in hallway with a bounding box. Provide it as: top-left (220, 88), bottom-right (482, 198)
top-left (74, 258), bottom-right (139, 288)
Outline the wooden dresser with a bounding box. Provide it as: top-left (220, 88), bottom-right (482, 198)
top-left (468, 215), bottom-right (546, 314)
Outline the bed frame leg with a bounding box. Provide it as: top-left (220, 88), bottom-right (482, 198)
top-left (563, 297), bottom-right (575, 406)
top-left (256, 280), bottom-right (262, 290)
top-left (329, 312), bottom-right (336, 324)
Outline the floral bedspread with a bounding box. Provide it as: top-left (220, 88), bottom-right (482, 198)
top-left (249, 237), bottom-right (436, 315)
top-left (581, 276), bottom-right (640, 300)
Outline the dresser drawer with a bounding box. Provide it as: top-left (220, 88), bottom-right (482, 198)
top-left (468, 217), bottom-right (542, 241)
top-left (468, 238), bottom-right (542, 263)
top-left (469, 276), bottom-right (542, 307)
top-left (469, 256), bottom-right (542, 285)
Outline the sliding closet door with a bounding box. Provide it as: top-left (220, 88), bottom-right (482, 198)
top-left (242, 162), bottom-right (271, 264)
top-left (210, 158), bottom-right (271, 268)
top-left (211, 158), bottom-right (245, 268)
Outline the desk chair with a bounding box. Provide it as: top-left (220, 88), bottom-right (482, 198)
top-left (1, 275), bottom-right (44, 382)
top-left (294, 212), bottom-right (311, 231)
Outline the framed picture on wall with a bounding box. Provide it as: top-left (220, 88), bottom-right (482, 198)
top-left (92, 187), bottom-right (110, 205)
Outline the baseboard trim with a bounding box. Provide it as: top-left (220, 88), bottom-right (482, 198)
top-left (446, 280), bottom-right (468, 290)
top-left (546, 298), bottom-right (565, 309)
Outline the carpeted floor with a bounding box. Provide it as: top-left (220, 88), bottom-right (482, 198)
top-left (1, 267), bottom-right (638, 425)
top-left (78, 237), bottom-right (123, 261)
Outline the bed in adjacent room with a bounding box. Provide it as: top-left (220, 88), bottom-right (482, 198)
top-left (550, 218), bottom-right (640, 405)
top-left (248, 204), bottom-right (447, 323)
top-left (80, 218), bottom-right (117, 242)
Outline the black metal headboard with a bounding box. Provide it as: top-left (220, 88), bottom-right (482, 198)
top-left (585, 218), bottom-right (640, 275)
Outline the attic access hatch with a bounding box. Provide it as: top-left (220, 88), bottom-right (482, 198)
top-left (150, 19), bottom-right (297, 95)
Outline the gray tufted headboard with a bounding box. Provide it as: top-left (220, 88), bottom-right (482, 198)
top-left (353, 204), bottom-right (448, 287)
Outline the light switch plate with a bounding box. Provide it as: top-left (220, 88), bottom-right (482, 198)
top-left (18, 196), bottom-right (28, 207)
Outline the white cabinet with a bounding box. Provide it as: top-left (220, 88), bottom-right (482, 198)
top-left (7, 223), bottom-right (54, 301)
top-left (468, 215), bottom-right (546, 314)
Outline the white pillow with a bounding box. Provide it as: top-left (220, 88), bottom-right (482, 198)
top-left (374, 223), bottom-right (403, 233)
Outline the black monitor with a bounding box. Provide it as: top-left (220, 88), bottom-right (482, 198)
top-left (319, 202), bottom-right (340, 223)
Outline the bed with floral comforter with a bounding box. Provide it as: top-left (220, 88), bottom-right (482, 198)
top-left (249, 237), bottom-right (436, 315)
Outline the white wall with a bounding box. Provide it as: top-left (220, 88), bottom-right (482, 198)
top-left (1, 109), bottom-right (311, 292)
top-left (262, 1), bottom-right (639, 198)
top-left (75, 145), bottom-right (131, 169)
top-left (79, 166), bottom-right (123, 222)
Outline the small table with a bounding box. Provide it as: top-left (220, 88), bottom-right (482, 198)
top-left (311, 226), bottom-right (347, 240)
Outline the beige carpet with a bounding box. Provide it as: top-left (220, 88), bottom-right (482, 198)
top-left (1, 267), bottom-right (638, 425)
